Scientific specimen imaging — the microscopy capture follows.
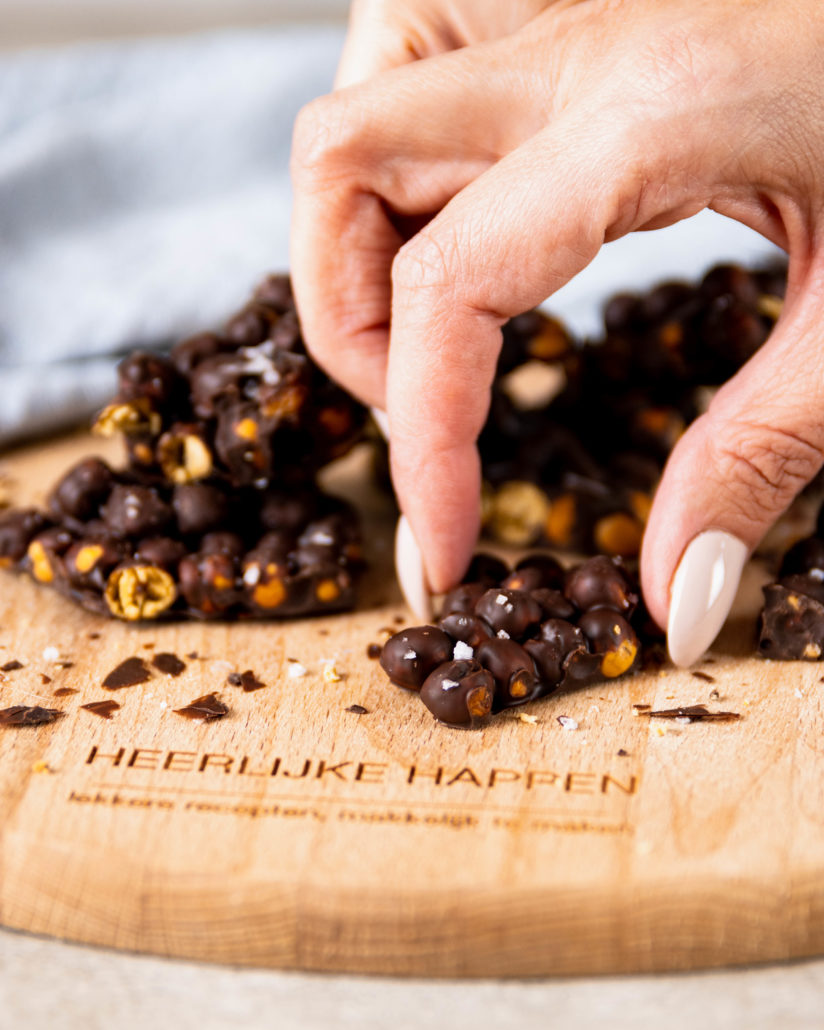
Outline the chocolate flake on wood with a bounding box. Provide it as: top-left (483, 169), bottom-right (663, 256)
top-left (0, 705), bottom-right (62, 727)
top-left (1, 660), bottom-right (23, 672)
top-left (103, 656), bottom-right (151, 690)
top-left (174, 692), bottom-right (228, 721)
top-left (53, 687), bottom-right (78, 697)
top-left (81, 699), bottom-right (121, 719)
top-left (152, 652), bottom-right (186, 677)
top-left (346, 704), bottom-right (368, 715)
top-left (691, 671), bottom-right (716, 682)
top-left (638, 704), bottom-right (741, 723)
top-left (228, 670), bottom-right (266, 692)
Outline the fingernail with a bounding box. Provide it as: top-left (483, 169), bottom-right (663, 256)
top-left (370, 407), bottom-right (390, 441)
top-left (667, 530), bottom-right (749, 667)
top-left (395, 514), bottom-right (432, 623)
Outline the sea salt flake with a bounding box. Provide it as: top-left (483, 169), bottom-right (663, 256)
top-left (442, 679), bottom-right (459, 689)
top-left (795, 687), bottom-right (804, 699)
top-left (403, 649), bottom-right (417, 660)
top-left (287, 663), bottom-right (307, 679)
top-left (557, 715), bottom-right (578, 731)
top-left (42, 646), bottom-right (60, 662)
top-left (497, 629), bottom-right (510, 640)
top-left (495, 593), bottom-right (508, 606)
top-left (453, 641), bottom-right (474, 660)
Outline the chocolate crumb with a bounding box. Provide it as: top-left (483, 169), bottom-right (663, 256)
top-left (227, 672), bottom-right (242, 686)
top-left (638, 704), bottom-right (741, 722)
top-left (142, 642), bottom-right (155, 649)
top-left (691, 670), bottom-right (716, 682)
top-left (1, 660), bottom-right (23, 672)
top-left (88, 632), bottom-right (101, 640)
top-left (318, 629), bottom-right (329, 636)
top-left (366, 643), bottom-right (382, 659)
top-left (632, 703), bottom-right (651, 711)
top-left (152, 652), bottom-right (186, 677)
top-left (393, 615), bottom-right (405, 624)
top-left (103, 656), bottom-right (151, 690)
top-left (0, 705), bottom-right (62, 727)
top-left (57, 661), bottom-right (74, 669)
top-left (186, 651), bottom-right (199, 660)
top-left (174, 691), bottom-right (228, 721)
top-left (40, 674), bottom-right (52, 685)
top-left (617, 748), bottom-right (630, 757)
top-left (346, 704), bottom-right (368, 715)
top-left (53, 686), bottom-right (78, 697)
top-left (81, 699), bottom-right (121, 720)
top-left (238, 670), bottom-right (266, 692)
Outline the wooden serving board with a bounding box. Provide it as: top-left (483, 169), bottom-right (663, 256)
top-left (1, 432), bottom-right (824, 978)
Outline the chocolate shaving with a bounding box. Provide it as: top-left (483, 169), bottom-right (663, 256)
top-left (366, 643), bottom-right (382, 660)
top-left (53, 686), bottom-right (78, 697)
top-left (229, 669), bottom-right (266, 692)
top-left (103, 656), bottom-right (151, 690)
top-left (40, 674), bottom-right (52, 685)
top-left (186, 651), bottom-right (199, 660)
top-left (0, 705), bottom-right (62, 726)
top-left (57, 661), bottom-right (74, 669)
top-left (1, 660), bottom-right (23, 672)
top-left (81, 699), bottom-right (121, 720)
top-left (174, 691), bottom-right (228, 721)
top-left (88, 632), bottom-right (101, 640)
top-left (638, 704), bottom-right (741, 722)
top-left (346, 704), bottom-right (368, 715)
top-left (152, 652), bottom-right (186, 677)
top-left (691, 670), bottom-right (716, 682)
top-left (617, 748), bottom-right (630, 757)
top-left (632, 703), bottom-right (651, 711)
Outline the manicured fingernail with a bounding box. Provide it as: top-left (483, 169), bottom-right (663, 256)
top-left (667, 530), bottom-right (749, 667)
top-left (370, 407), bottom-right (390, 441)
top-left (395, 514), bottom-right (432, 623)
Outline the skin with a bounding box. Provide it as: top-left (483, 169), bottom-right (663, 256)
top-left (291, 0), bottom-right (824, 631)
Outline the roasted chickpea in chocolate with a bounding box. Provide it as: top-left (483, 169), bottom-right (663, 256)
top-left (438, 612), bottom-right (494, 648)
top-left (440, 582), bottom-right (487, 616)
top-left (102, 485), bottom-right (173, 541)
top-left (48, 457), bottom-right (114, 523)
top-left (475, 638), bottom-right (538, 709)
top-left (564, 556), bottom-right (637, 614)
top-left (474, 588), bottom-right (542, 640)
top-left (578, 609), bottom-right (639, 678)
top-left (179, 552), bottom-right (239, 615)
top-left (379, 627), bottom-right (453, 690)
top-left (420, 659), bottom-right (495, 727)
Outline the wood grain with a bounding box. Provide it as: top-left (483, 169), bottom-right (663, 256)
top-left (0, 433), bottom-right (823, 976)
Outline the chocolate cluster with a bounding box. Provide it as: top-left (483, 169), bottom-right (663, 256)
top-left (758, 508), bottom-right (824, 660)
top-left (479, 261), bottom-right (788, 557)
top-left (0, 459), bottom-right (361, 621)
top-left (380, 552), bottom-right (644, 728)
top-left (0, 275), bottom-right (367, 622)
top-left (94, 275), bottom-right (366, 487)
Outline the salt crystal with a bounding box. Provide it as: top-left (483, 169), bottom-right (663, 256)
top-left (442, 679), bottom-right (459, 689)
top-left (497, 629), bottom-right (510, 640)
top-left (403, 649), bottom-right (417, 660)
top-left (453, 641), bottom-right (474, 660)
top-left (557, 715), bottom-right (578, 731)
top-left (287, 663), bottom-right (307, 679)
top-left (795, 687), bottom-right (804, 699)
top-left (42, 646), bottom-right (60, 662)
top-left (495, 593), bottom-right (508, 606)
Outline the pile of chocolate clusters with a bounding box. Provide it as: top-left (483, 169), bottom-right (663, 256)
top-left (481, 262), bottom-right (787, 555)
top-left (759, 513), bottom-right (824, 661)
top-left (380, 552), bottom-right (649, 728)
top-left (0, 276), bottom-right (367, 621)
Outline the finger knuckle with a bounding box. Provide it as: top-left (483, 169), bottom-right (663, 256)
top-left (291, 95), bottom-right (358, 185)
top-left (710, 417), bottom-right (823, 520)
top-left (392, 232), bottom-right (455, 297)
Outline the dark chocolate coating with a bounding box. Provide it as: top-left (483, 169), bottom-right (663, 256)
top-left (577, 609), bottom-right (639, 678)
top-left (173, 483), bottom-right (230, 537)
top-left (438, 613), bottom-right (494, 648)
top-left (419, 659), bottom-right (494, 727)
top-left (134, 536), bottom-right (188, 571)
top-left (179, 552), bottom-right (239, 615)
top-left (48, 457), bottom-right (114, 523)
top-left (64, 538), bottom-right (125, 591)
top-left (0, 509), bottom-right (50, 564)
top-left (759, 583), bottom-right (824, 661)
top-left (117, 352), bottom-right (184, 410)
top-left (474, 588), bottom-right (543, 640)
top-left (440, 582), bottom-right (487, 616)
top-left (380, 627), bottom-right (453, 690)
top-left (564, 556), bottom-right (637, 614)
top-left (475, 638), bottom-right (538, 709)
top-left (779, 536), bottom-right (824, 578)
top-left (103, 485), bottom-right (173, 541)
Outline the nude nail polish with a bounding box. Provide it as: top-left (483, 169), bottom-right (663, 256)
top-left (667, 530), bottom-right (749, 668)
top-left (395, 514), bottom-right (432, 623)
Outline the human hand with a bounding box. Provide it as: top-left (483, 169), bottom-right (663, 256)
top-left (291, 0), bottom-right (824, 665)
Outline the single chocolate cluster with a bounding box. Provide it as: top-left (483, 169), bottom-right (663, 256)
top-left (758, 508), bottom-right (824, 660)
top-left (380, 552), bottom-right (645, 728)
top-left (0, 458), bottom-right (361, 621)
top-left (94, 275), bottom-right (367, 488)
top-left (479, 261), bottom-right (788, 557)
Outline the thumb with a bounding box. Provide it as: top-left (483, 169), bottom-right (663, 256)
top-left (641, 272), bottom-right (824, 666)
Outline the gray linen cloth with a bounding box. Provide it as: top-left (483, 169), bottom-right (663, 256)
top-left (0, 24), bottom-right (781, 449)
